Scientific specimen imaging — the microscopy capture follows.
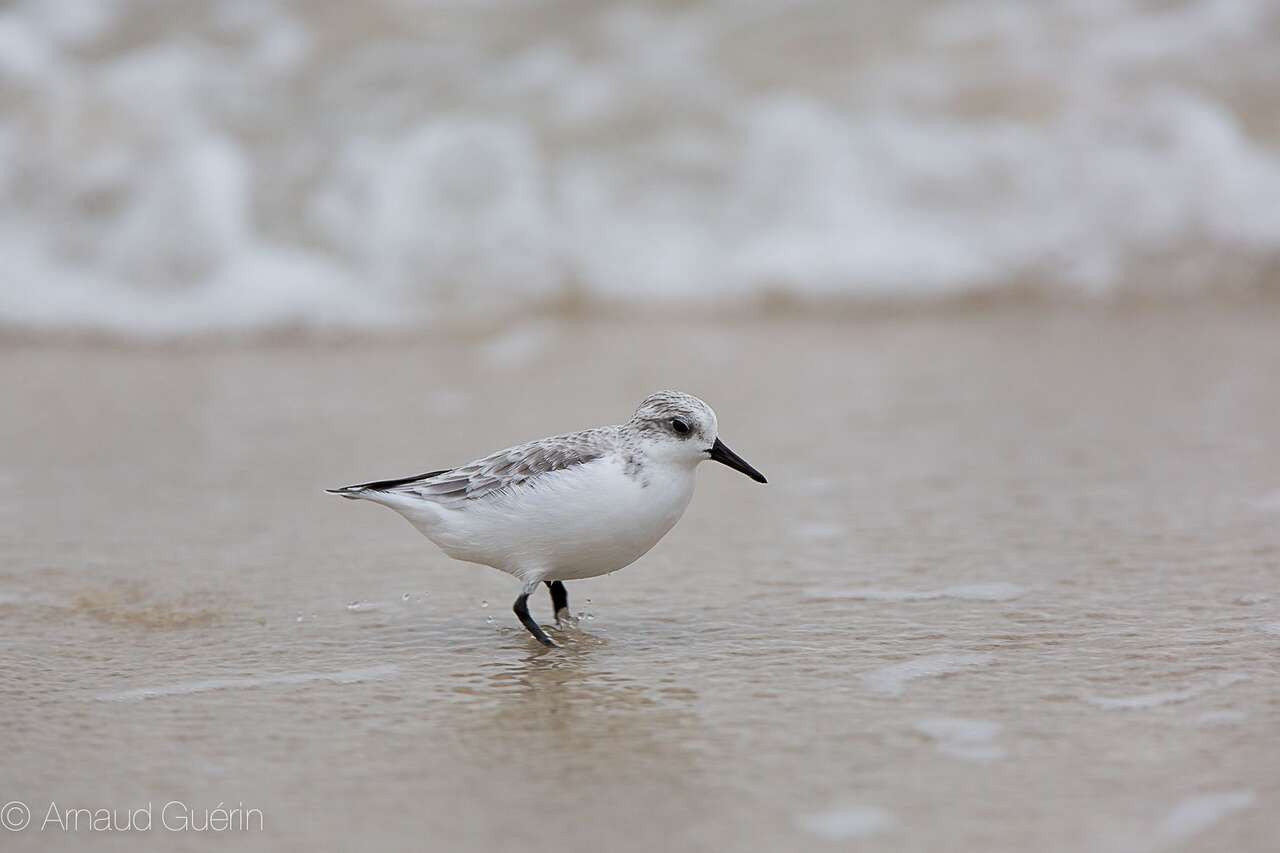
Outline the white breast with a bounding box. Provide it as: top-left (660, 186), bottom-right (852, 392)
top-left (386, 455), bottom-right (696, 583)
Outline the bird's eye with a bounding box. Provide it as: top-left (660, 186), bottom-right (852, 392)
top-left (671, 418), bottom-right (691, 436)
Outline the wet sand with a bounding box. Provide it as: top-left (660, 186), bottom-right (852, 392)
top-left (3, 303), bottom-right (1279, 851)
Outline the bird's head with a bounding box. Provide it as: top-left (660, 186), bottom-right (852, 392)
top-left (629, 390), bottom-right (766, 483)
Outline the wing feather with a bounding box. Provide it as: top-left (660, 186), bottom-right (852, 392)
top-left (378, 427), bottom-right (616, 505)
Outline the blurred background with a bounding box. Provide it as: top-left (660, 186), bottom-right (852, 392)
top-left (2, 0), bottom-right (1278, 337)
top-left (5, 3), bottom-right (1280, 852)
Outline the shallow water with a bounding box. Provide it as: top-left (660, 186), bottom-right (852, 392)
top-left (3, 304), bottom-right (1279, 851)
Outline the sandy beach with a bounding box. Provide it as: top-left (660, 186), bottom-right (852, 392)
top-left (3, 301), bottom-right (1278, 851)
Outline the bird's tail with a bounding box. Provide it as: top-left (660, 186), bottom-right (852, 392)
top-left (325, 468), bottom-right (451, 501)
top-left (325, 485), bottom-right (370, 500)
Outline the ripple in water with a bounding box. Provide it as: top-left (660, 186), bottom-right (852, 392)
top-left (914, 718), bottom-right (1005, 763)
top-left (863, 654), bottom-right (995, 697)
top-left (806, 583), bottom-right (1025, 602)
top-left (797, 806), bottom-right (894, 841)
top-left (1156, 791), bottom-right (1255, 847)
top-left (96, 664), bottom-right (401, 702)
top-left (1084, 672), bottom-right (1249, 711)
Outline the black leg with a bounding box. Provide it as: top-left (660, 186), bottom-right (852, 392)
top-left (545, 581), bottom-right (571, 624)
top-left (514, 586), bottom-right (556, 648)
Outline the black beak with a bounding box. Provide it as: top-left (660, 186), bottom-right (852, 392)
top-left (708, 437), bottom-right (767, 484)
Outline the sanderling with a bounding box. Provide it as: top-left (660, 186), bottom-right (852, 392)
top-left (328, 390), bottom-right (766, 647)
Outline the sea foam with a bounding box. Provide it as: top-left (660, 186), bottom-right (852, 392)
top-left (3, 0), bottom-right (1280, 336)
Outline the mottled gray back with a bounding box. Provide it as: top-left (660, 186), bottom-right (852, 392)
top-left (388, 427), bottom-right (619, 505)
top-left (362, 391), bottom-right (714, 505)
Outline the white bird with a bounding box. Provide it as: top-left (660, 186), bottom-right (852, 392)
top-left (327, 390), bottom-right (767, 646)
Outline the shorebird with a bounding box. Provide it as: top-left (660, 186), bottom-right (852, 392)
top-left (327, 391), bottom-right (766, 646)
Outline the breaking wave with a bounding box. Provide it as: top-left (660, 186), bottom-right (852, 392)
top-left (2, 0), bottom-right (1279, 336)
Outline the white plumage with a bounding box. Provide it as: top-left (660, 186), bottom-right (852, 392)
top-left (328, 390), bottom-right (766, 646)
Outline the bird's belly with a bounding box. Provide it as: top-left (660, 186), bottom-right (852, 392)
top-left (431, 460), bottom-right (694, 582)
top-left (538, 499), bottom-right (682, 580)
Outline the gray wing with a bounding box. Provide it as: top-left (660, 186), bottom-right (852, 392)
top-left (383, 427), bottom-right (616, 505)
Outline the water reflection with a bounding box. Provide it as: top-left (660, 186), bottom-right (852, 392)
top-left (442, 632), bottom-right (708, 785)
